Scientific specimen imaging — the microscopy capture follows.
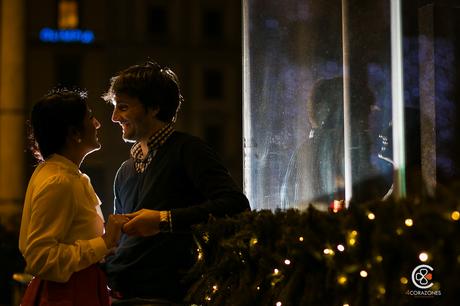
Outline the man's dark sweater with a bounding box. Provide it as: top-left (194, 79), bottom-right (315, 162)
top-left (104, 131), bottom-right (250, 301)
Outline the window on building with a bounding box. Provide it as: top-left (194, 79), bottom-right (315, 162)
top-left (58, 0), bottom-right (79, 29)
top-left (203, 68), bottom-right (224, 100)
top-left (202, 8), bottom-right (223, 41)
top-left (56, 55), bottom-right (81, 87)
top-left (148, 5), bottom-right (169, 38)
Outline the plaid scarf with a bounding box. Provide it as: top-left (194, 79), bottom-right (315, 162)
top-left (130, 122), bottom-right (175, 173)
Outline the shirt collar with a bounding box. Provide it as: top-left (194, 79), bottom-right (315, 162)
top-left (130, 122), bottom-right (175, 173)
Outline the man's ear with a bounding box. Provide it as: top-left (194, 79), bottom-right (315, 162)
top-left (68, 127), bottom-right (82, 143)
top-left (149, 106), bottom-right (160, 118)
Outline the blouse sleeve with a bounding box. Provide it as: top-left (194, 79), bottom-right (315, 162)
top-left (22, 176), bottom-right (108, 283)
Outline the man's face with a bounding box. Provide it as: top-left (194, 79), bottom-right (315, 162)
top-left (111, 94), bottom-right (157, 143)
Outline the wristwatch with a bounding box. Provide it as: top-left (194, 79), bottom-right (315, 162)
top-left (159, 210), bottom-right (172, 233)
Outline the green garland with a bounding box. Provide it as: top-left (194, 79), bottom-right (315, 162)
top-left (185, 183), bottom-right (460, 306)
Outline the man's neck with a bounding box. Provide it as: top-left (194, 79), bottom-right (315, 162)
top-left (139, 121), bottom-right (167, 157)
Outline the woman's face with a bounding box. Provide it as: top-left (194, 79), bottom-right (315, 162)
top-left (79, 108), bottom-right (101, 155)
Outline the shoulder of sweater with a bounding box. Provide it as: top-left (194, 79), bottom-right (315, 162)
top-left (169, 131), bottom-right (202, 143)
top-left (165, 131), bottom-right (210, 150)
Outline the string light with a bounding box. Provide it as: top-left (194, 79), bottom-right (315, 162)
top-left (343, 304), bottom-right (350, 306)
top-left (451, 211), bottom-right (460, 221)
top-left (395, 228), bottom-right (404, 235)
top-left (284, 259), bottom-right (291, 265)
top-left (273, 269), bottom-right (280, 275)
top-left (276, 302), bottom-right (282, 306)
top-left (299, 236), bottom-right (304, 242)
top-left (419, 252), bottom-right (429, 262)
top-left (212, 285), bottom-right (218, 293)
top-left (375, 255), bottom-right (383, 263)
top-left (337, 275), bottom-right (347, 285)
top-left (251, 238), bottom-right (258, 245)
top-left (323, 248), bottom-right (335, 256)
top-left (367, 212), bottom-right (376, 220)
top-left (348, 230), bottom-right (358, 246)
top-left (404, 218), bottom-right (413, 227)
top-left (400, 277), bottom-right (408, 284)
top-left (360, 270), bottom-right (368, 278)
top-left (337, 244), bottom-right (345, 252)
top-left (197, 248), bottom-right (204, 261)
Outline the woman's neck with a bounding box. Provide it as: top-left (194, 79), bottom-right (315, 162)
top-left (58, 147), bottom-right (84, 167)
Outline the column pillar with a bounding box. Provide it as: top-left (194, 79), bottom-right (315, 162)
top-left (0, 0), bottom-right (26, 226)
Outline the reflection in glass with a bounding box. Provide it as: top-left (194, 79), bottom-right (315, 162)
top-left (243, 0), bottom-right (393, 210)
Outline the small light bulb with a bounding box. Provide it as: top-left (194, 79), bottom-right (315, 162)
top-left (367, 212), bottom-right (375, 220)
top-left (273, 268), bottom-right (279, 275)
top-left (404, 218), bottom-right (413, 227)
top-left (337, 244), bottom-right (345, 252)
top-left (419, 252), bottom-right (429, 262)
top-left (400, 277), bottom-right (408, 284)
top-left (299, 236), bottom-right (304, 242)
top-left (323, 248), bottom-right (335, 255)
top-left (360, 270), bottom-right (368, 278)
top-left (451, 211), bottom-right (460, 221)
top-left (337, 275), bottom-right (347, 285)
top-left (276, 302), bottom-right (282, 306)
top-left (284, 259), bottom-right (291, 265)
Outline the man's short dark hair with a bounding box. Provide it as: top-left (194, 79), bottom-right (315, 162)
top-left (103, 61), bottom-right (183, 122)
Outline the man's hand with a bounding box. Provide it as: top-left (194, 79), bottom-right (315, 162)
top-left (122, 209), bottom-right (161, 237)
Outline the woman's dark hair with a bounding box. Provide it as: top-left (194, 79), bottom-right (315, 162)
top-left (102, 60), bottom-right (183, 122)
top-left (29, 88), bottom-right (88, 162)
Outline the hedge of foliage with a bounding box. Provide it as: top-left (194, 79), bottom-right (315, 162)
top-left (185, 183), bottom-right (460, 306)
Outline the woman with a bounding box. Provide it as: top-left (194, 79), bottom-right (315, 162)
top-left (19, 89), bottom-right (127, 305)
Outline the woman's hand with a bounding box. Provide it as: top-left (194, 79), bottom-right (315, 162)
top-left (102, 214), bottom-right (129, 249)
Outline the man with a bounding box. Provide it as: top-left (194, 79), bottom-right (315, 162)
top-left (102, 61), bottom-right (250, 305)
